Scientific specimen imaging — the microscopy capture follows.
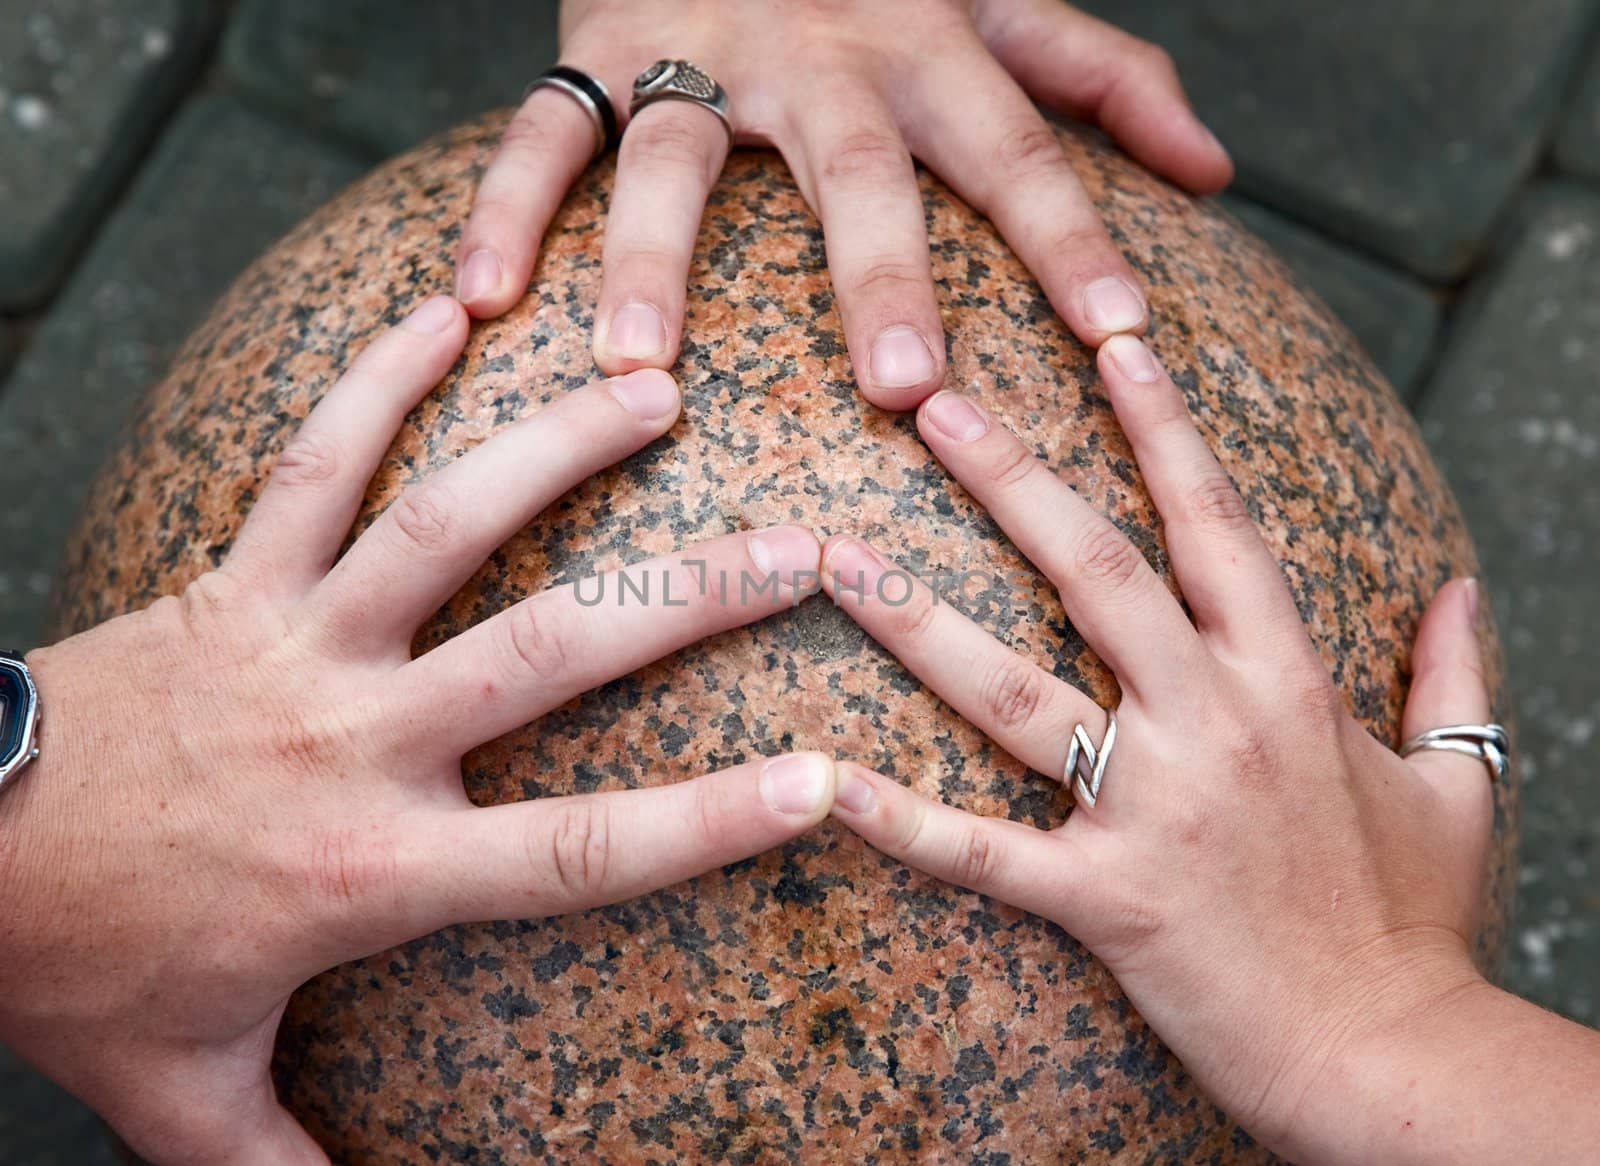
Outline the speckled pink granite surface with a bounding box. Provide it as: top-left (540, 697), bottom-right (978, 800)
top-left (53, 116), bottom-right (1513, 1164)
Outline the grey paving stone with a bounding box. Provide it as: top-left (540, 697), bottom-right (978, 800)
top-left (1418, 183), bottom-right (1600, 1024)
top-left (1554, 41), bottom-right (1600, 179)
top-left (222, 0), bottom-right (561, 156)
top-left (1079, 0), bottom-right (1599, 280)
top-left (0, 1), bottom-right (217, 309)
top-left (1221, 195), bottom-right (1441, 399)
top-left (0, 96), bottom-right (365, 648)
top-left (0, 1046), bottom-right (116, 1166)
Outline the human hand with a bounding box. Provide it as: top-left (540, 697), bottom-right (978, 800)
top-left (456, 0), bottom-right (1232, 408)
top-left (818, 334), bottom-right (1495, 1160)
top-left (0, 297), bottom-right (840, 1165)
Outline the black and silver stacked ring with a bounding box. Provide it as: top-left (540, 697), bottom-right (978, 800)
top-left (523, 65), bottom-right (619, 159)
top-left (629, 59), bottom-right (734, 142)
top-left (1065, 709), bottom-right (1118, 809)
top-left (1399, 723), bottom-right (1510, 782)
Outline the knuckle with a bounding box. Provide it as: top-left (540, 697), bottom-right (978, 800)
top-left (540, 800), bottom-right (612, 904)
top-left (623, 114), bottom-right (717, 181)
top-left (1220, 718), bottom-right (1276, 788)
top-left (984, 438), bottom-right (1039, 492)
top-left (1040, 223), bottom-right (1116, 272)
top-left (978, 657), bottom-right (1048, 734)
top-left (500, 110), bottom-right (565, 159)
top-left (1072, 523), bottom-right (1145, 591)
top-left (1099, 883), bottom-right (1165, 947)
top-left (1182, 473), bottom-right (1250, 531)
top-left (1167, 792), bottom-right (1221, 849)
top-left (849, 257), bottom-right (930, 302)
top-left (883, 589), bottom-right (939, 641)
top-left (306, 825), bottom-right (403, 915)
top-left (822, 128), bottom-right (910, 186)
top-left (1291, 676), bottom-right (1347, 732)
top-left (503, 601), bottom-right (571, 679)
top-left (951, 826), bottom-right (1003, 891)
top-left (994, 120), bottom-right (1068, 181)
top-left (1134, 42), bottom-right (1180, 82)
top-left (387, 485), bottom-right (456, 556)
top-left (273, 431), bottom-right (341, 489)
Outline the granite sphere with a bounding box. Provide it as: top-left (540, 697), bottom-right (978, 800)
top-left (52, 116), bottom-right (1514, 1164)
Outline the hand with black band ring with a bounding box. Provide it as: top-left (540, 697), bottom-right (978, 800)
top-left (454, 0), bottom-right (1233, 408)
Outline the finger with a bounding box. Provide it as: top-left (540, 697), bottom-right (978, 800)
top-left (302, 369), bottom-right (681, 656)
top-left (225, 297), bottom-right (468, 596)
top-left (593, 99), bottom-right (730, 374)
top-left (389, 525), bottom-right (820, 758)
top-left (1401, 579), bottom-right (1496, 830)
top-left (456, 71), bottom-right (618, 318)
top-left (829, 763), bottom-right (1094, 927)
top-left (916, 390), bottom-right (1204, 700)
top-left (787, 88), bottom-right (946, 409)
top-left (900, 48), bottom-right (1149, 347)
top-left (819, 533), bottom-right (1103, 776)
top-left (408, 752), bottom-right (837, 927)
top-left (975, 0), bottom-right (1233, 193)
top-left (1098, 335), bottom-right (1307, 663)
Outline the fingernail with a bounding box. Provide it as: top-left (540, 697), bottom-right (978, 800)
top-left (458, 249), bottom-right (502, 304)
top-left (1083, 277), bottom-right (1147, 333)
top-left (748, 525), bottom-right (821, 583)
top-left (1102, 333), bottom-right (1162, 383)
top-left (823, 536), bottom-right (888, 596)
top-left (607, 301), bottom-right (668, 360)
top-left (608, 369), bottom-right (680, 419)
top-left (401, 296), bottom-right (458, 334)
top-left (833, 766), bottom-right (879, 814)
top-left (922, 391), bottom-right (989, 443)
top-left (761, 754), bottom-right (831, 815)
top-left (1464, 577), bottom-right (1481, 621)
top-left (870, 326), bottom-right (938, 390)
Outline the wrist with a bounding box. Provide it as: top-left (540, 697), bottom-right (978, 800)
top-left (1269, 961), bottom-right (1500, 1165)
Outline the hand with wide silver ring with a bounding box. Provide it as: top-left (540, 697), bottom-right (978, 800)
top-left (453, 0), bottom-right (1232, 402)
top-left (629, 59), bottom-right (733, 141)
top-left (818, 335), bottom-right (1504, 1164)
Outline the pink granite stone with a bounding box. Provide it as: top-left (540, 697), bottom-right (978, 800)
top-left (52, 115), bottom-right (1513, 1163)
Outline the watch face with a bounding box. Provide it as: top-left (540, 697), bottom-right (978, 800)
top-left (0, 659), bottom-right (30, 770)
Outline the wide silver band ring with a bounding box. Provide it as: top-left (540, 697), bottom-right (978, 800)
top-left (629, 59), bottom-right (734, 143)
top-left (1399, 722), bottom-right (1509, 782)
top-left (1064, 708), bottom-right (1118, 809)
top-left (523, 66), bottom-right (619, 159)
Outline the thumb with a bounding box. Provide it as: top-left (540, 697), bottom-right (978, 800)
top-left (114, 1064), bottom-right (328, 1166)
top-left (1399, 577), bottom-right (1497, 859)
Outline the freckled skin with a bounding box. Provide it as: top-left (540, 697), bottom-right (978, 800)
top-left (52, 116), bottom-right (1512, 1164)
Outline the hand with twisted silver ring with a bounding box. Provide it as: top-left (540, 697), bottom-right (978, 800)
top-left (454, 0), bottom-right (1232, 408)
top-left (819, 334), bottom-right (1600, 1162)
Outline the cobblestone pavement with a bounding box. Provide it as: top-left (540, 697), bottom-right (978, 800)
top-left (3, 0), bottom-right (1599, 1157)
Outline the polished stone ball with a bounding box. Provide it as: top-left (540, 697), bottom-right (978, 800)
top-left (52, 116), bottom-right (1513, 1164)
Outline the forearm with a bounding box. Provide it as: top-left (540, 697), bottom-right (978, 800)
top-left (1282, 978), bottom-right (1600, 1164)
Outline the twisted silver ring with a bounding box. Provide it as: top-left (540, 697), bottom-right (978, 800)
top-left (523, 65), bottom-right (619, 159)
top-left (629, 59), bottom-right (734, 142)
top-left (1399, 723), bottom-right (1509, 782)
top-left (1065, 709), bottom-right (1118, 809)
